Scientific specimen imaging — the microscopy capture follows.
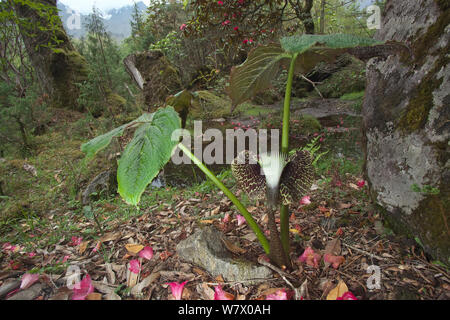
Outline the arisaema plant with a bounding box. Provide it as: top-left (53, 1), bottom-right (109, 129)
top-left (82, 34), bottom-right (399, 268)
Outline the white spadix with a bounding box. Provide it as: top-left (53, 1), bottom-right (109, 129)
top-left (259, 152), bottom-right (288, 206)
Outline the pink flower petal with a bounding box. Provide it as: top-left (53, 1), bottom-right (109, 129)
top-left (72, 274), bottom-right (94, 300)
top-left (139, 246), bottom-right (154, 260)
top-left (28, 252), bottom-right (37, 258)
top-left (324, 254), bottom-right (345, 269)
top-left (129, 259), bottom-right (141, 274)
top-left (166, 281), bottom-right (188, 300)
top-left (223, 213), bottom-right (230, 223)
top-left (214, 285), bottom-right (234, 300)
top-left (299, 247), bottom-right (321, 268)
top-left (236, 215), bottom-right (246, 226)
top-left (337, 291), bottom-right (358, 300)
top-left (357, 180), bottom-right (366, 188)
top-left (69, 236), bottom-right (83, 246)
top-left (300, 196), bottom-right (311, 205)
top-left (20, 273), bottom-right (39, 290)
top-left (266, 289), bottom-right (288, 300)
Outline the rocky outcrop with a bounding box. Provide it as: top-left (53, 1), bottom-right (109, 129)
top-left (176, 226), bottom-right (272, 284)
top-left (363, 0), bottom-right (449, 263)
top-left (123, 50), bottom-right (182, 111)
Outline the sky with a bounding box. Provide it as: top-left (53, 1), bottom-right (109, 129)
top-left (59, 0), bottom-right (151, 14)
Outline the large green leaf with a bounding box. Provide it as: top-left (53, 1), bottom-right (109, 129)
top-left (81, 113), bottom-right (154, 161)
top-left (117, 107), bottom-right (181, 206)
top-left (227, 43), bottom-right (290, 110)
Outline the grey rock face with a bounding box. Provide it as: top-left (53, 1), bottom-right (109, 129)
top-left (176, 227), bottom-right (272, 284)
top-left (363, 0), bottom-right (449, 262)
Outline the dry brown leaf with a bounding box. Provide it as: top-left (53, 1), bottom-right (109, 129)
top-left (86, 293), bottom-right (102, 300)
top-left (199, 220), bottom-right (214, 225)
top-left (349, 183), bottom-right (359, 190)
top-left (215, 275), bottom-right (225, 284)
top-left (324, 238), bottom-right (341, 259)
top-left (79, 241), bottom-right (90, 255)
top-left (125, 244), bottom-right (144, 255)
top-left (131, 272), bottom-right (160, 297)
top-left (326, 280), bottom-right (348, 300)
top-left (100, 232), bottom-right (121, 243)
top-left (338, 202), bottom-right (353, 209)
top-left (105, 292), bottom-right (122, 300)
top-left (199, 283), bottom-right (215, 300)
top-left (221, 237), bottom-right (246, 254)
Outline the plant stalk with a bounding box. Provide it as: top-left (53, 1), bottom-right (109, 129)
top-left (280, 53), bottom-right (298, 257)
top-left (178, 142), bottom-right (270, 254)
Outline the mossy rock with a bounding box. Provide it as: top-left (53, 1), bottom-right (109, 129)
top-left (50, 48), bottom-right (89, 111)
top-left (107, 93), bottom-right (127, 116)
top-left (315, 58), bottom-right (366, 99)
top-left (134, 50), bottom-right (182, 110)
top-left (363, 0), bottom-right (450, 264)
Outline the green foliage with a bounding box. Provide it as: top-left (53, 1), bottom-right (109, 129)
top-left (340, 90), bottom-right (365, 100)
top-left (0, 83), bottom-right (50, 156)
top-left (148, 31), bottom-right (183, 61)
top-left (74, 8), bottom-right (136, 115)
top-left (228, 34), bottom-right (385, 109)
top-left (82, 107), bottom-right (181, 206)
top-left (81, 113), bottom-right (154, 161)
top-left (227, 44), bottom-right (288, 109)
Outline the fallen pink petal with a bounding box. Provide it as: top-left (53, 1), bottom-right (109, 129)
top-left (236, 215), bottom-right (246, 226)
top-left (214, 285), bottom-right (234, 300)
top-left (299, 247), bottom-right (321, 268)
top-left (266, 289), bottom-right (288, 300)
top-left (139, 246), bottom-right (154, 260)
top-left (20, 273), bottom-right (40, 290)
top-left (166, 281), bottom-right (188, 300)
top-left (129, 259), bottom-right (141, 274)
top-left (300, 196), bottom-right (311, 205)
top-left (324, 254), bottom-right (345, 269)
top-left (337, 291), bottom-right (358, 300)
top-left (357, 180), bottom-right (366, 188)
top-left (72, 274), bottom-right (94, 300)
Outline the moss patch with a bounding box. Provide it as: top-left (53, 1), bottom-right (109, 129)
top-left (50, 48), bottom-right (89, 111)
top-left (398, 51), bottom-right (448, 133)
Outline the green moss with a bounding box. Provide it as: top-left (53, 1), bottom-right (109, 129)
top-left (50, 48), bottom-right (89, 111)
top-left (410, 2), bottom-right (449, 66)
top-left (107, 93), bottom-right (127, 116)
top-left (298, 114), bottom-right (322, 135)
top-left (398, 1), bottom-right (449, 133)
top-left (398, 53), bottom-right (448, 133)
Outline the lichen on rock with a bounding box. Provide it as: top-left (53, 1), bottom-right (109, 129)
top-left (363, 0), bottom-right (449, 263)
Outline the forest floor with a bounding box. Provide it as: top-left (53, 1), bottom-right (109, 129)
top-left (0, 95), bottom-right (449, 300)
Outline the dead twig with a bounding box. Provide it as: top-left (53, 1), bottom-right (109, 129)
top-left (342, 243), bottom-right (388, 262)
top-left (257, 257), bottom-right (304, 300)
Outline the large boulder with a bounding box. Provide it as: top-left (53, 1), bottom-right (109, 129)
top-left (363, 0), bottom-right (449, 263)
top-left (176, 226), bottom-right (272, 284)
top-left (124, 50), bottom-right (182, 111)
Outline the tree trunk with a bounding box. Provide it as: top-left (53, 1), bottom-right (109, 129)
top-left (319, 0), bottom-right (326, 34)
top-left (14, 0), bottom-right (88, 111)
top-left (362, 0), bottom-right (449, 263)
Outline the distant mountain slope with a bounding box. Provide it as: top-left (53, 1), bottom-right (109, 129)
top-left (58, 2), bottom-right (147, 41)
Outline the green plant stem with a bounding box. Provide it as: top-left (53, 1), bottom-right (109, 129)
top-left (178, 142), bottom-right (270, 254)
top-left (280, 53), bottom-right (298, 256)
